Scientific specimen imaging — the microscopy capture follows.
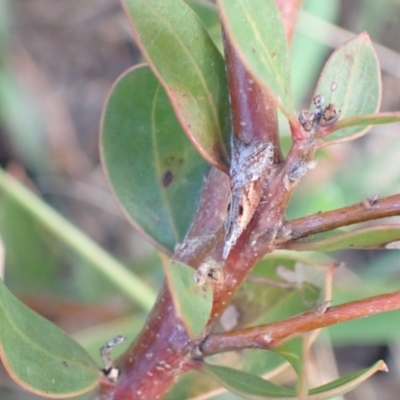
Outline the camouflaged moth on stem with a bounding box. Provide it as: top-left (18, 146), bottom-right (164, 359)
top-left (223, 137), bottom-right (274, 259)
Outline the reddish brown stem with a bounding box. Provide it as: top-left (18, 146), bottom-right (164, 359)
top-left (201, 291), bottom-right (400, 356)
top-left (221, 26), bottom-right (282, 163)
top-left (108, 287), bottom-right (194, 400)
top-left (282, 194), bottom-right (400, 242)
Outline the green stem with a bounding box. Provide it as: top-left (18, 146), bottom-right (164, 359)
top-left (0, 168), bottom-right (156, 310)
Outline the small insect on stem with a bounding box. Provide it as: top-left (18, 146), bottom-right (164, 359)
top-left (100, 335), bottom-right (126, 383)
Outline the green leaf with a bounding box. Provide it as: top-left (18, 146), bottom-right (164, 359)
top-left (273, 337), bottom-right (303, 377)
top-left (122, 0), bottom-right (231, 169)
top-left (185, 0), bottom-right (222, 52)
top-left (314, 32), bottom-right (381, 144)
top-left (217, 0), bottom-right (294, 117)
top-left (161, 254), bottom-right (213, 338)
top-left (202, 360), bottom-right (387, 400)
top-left (307, 360), bottom-right (387, 399)
top-left (201, 364), bottom-right (297, 398)
top-left (0, 279), bottom-right (99, 398)
top-left (285, 225), bottom-right (400, 251)
top-left (101, 65), bottom-right (210, 252)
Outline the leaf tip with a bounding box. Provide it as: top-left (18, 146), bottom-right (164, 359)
top-left (379, 361), bottom-right (389, 373)
top-left (358, 31), bottom-right (372, 42)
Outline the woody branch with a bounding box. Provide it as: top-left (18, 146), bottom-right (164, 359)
top-left (281, 193), bottom-right (400, 243)
top-left (200, 290), bottom-right (400, 356)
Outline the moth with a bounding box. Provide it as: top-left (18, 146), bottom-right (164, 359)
top-left (223, 137), bottom-right (273, 259)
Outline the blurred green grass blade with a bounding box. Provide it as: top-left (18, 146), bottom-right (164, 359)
top-left (122, 0), bottom-right (231, 170)
top-left (0, 278), bottom-right (99, 398)
top-left (101, 65), bottom-right (210, 253)
top-left (0, 70), bottom-right (50, 174)
top-left (314, 33), bottom-right (381, 145)
top-left (161, 254), bottom-right (213, 338)
top-left (217, 0), bottom-right (294, 118)
top-left (0, 168), bottom-right (156, 310)
top-left (0, 194), bottom-right (61, 294)
top-left (285, 225), bottom-right (400, 251)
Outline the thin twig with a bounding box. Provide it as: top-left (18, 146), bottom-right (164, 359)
top-left (201, 291), bottom-right (400, 356)
top-left (280, 194), bottom-right (400, 243)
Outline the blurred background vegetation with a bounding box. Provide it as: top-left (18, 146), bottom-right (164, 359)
top-left (1, 0), bottom-right (400, 399)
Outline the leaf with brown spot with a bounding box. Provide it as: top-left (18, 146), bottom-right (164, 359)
top-left (313, 33), bottom-right (382, 145)
top-left (101, 65), bottom-right (210, 252)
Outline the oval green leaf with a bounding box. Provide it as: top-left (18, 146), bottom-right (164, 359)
top-left (185, 0), bottom-right (222, 52)
top-left (101, 65), bottom-right (210, 252)
top-left (314, 32), bottom-right (381, 144)
top-left (202, 360), bottom-right (386, 400)
top-left (0, 278), bottom-right (99, 398)
top-left (285, 225), bottom-right (400, 252)
top-left (217, 0), bottom-right (294, 117)
top-left (122, 0), bottom-right (231, 170)
top-left (161, 254), bottom-right (213, 338)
